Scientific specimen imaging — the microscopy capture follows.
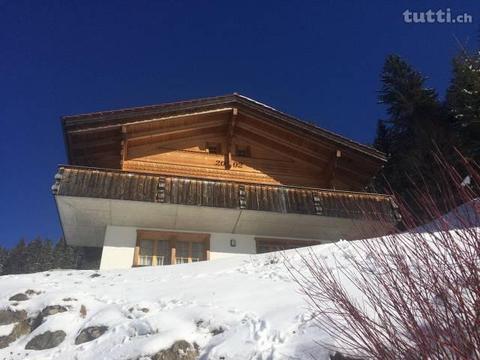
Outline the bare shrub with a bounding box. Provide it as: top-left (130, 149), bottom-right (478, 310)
top-left (287, 153), bottom-right (480, 359)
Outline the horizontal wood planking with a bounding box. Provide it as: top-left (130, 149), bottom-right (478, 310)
top-left (63, 96), bottom-right (386, 191)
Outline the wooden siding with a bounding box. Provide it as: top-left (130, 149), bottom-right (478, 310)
top-left (63, 95), bottom-right (386, 190)
top-left (53, 166), bottom-right (399, 222)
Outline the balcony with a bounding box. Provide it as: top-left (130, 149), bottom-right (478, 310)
top-left (52, 165), bottom-right (399, 247)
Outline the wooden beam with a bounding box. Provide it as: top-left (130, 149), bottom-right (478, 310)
top-left (68, 107), bottom-right (233, 134)
top-left (235, 126), bottom-right (328, 166)
top-left (233, 128), bottom-right (325, 171)
top-left (126, 126), bottom-right (228, 151)
top-left (326, 149), bottom-right (342, 189)
top-left (237, 122), bottom-right (331, 164)
top-left (125, 119), bottom-right (227, 142)
top-left (121, 126), bottom-right (128, 167)
top-left (225, 108), bottom-right (238, 169)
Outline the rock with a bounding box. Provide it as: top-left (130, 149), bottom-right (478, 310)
top-left (25, 330), bottom-right (66, 350)
top-left (8, 294), bottom-right (28, 302)
top-left (75, 326), bottom-right (108, 345)
top-left (10, 320), bottom-right (31, 339)
top-left (25, 289), bottom-right (40, 296)
top-left (210, 326), bottom-right (224, 336)
top-left (31, 305), bottom-right (68, 330)
top-left (41, 305), bottom-right (68, 317)
top-left (0, 310), bottom-right (27, 325)
top-left (89, 273), bottom-right (101, 278)
top-left (62, 297), bottom-right (77, 302)
top-left (152, 340), bottom-right (199, 360)
top-left (0, 320), bottom-right (32, 349)
top-left (80, 305), bottom-right (87, 318)
top-left (0, 336), bottom-right (11, 349)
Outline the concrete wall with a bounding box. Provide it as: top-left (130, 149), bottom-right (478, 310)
top-left (99, 226), bottom-right (137, 270)
top-left (209, 233), bottom-right (257, 259)
top-left (99, 225), bottom-right (325, 270)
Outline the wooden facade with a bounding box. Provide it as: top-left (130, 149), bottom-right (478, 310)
top-left (62, 94), bottom-right (387, 191)
top-left (54, 94), bottom-right (399, 267)
top-left (53, 166), bottom-right (398, 222)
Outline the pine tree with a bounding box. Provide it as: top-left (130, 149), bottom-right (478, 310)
top-left (373, 120), bottom-right (390, 154)
top-left (53, 237), bottom-right (77, 269)
top-left (38, 239), bottom-right (54, 271)
top-left (24, 238), bottom-right (44, 273)
top-left (0, 246), bottom-right (8, 275)
top-left (446, 50), bottom-right (480, 161)
top-left (373, 55), bottom-right (449, 214)
top-left (4, 239), bottom-right (27, 274)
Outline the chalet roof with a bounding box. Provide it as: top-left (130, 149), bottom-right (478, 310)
top-left (61, 93), bottom-right (386, 162)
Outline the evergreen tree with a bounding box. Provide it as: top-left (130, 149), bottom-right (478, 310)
top-left (53, 237), bottom-right (77, 269)
top-left (373, 55), bottom-right (449, 214)
top-left (373, 120), bottom-right (390, 154)
top-left (24, 238), bottom-right (45, 273)
top-left (4, 239), bottom-right (27, 274)
top-left (0, 246), bottom-right (8, 275)
top-left (38, 239), bottom-right (54, 271)
top-left (446, 50), bottom-right (480, 161)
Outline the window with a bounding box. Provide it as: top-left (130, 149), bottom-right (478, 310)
top-left (134, 230), bottom-right (210, 267)
top-left (139, 240), bottom-right (154, 266)
top-left (176, 241), bottom-right (189, 264)
top-left (192, 242), bottom-right (205, 262)
top-left (235, 145), bottom-right (250, 157)
top-left (206, 142), bottom-right (221, 154)
top-left (156, 240), bottom-right (171, 266)
top-left (255, 238), bottom-right (320, 254)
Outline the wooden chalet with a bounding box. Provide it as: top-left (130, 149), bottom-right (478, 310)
top-left (52, 94), bottom-right (398, 269)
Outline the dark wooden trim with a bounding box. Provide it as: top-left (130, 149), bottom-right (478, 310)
top-left (225, 108), bottom-right (238, 170)
top-left (326, 149), bottom-right (342, 188)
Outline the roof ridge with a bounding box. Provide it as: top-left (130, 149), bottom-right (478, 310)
top-left (62, 93), bottom-right (241, 120)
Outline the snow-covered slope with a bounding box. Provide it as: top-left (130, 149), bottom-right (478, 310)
top-left (0, 246), bottom-right (334, 360)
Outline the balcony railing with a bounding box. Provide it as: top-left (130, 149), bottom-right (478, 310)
top-left (52, 165), bottom-right (399, 222)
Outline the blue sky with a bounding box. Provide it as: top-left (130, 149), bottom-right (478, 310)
top-left (0, 0), bottom-right (479, 247)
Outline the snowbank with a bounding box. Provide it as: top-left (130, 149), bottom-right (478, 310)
top-left (0, 246), bottom-right (337, 360)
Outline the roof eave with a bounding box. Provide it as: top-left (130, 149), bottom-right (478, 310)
top-left (61, 93), bottom-right (387, 162)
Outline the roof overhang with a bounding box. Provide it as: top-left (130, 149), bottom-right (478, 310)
top-left (56, 195), bottom-right (390, 247)
top-left (61, 94), bottom-right (387, 170)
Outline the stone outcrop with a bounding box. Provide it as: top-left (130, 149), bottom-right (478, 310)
top-left (8, 293), bottom-right (28, 302)
top-left (31, 305), bottom-right (68, 330)
top-left (0, 320), bottom-right (32, 349)
top-left (75, 326), bottom-right (108, 345)
top-left (0, 309), bottom-right (27, 325)
top-left (152, 340), bottom-right (199, 360)
top-left (25, 330), bottom-right (66, 350)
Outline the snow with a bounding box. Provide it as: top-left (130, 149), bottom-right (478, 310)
top-left (1, 220), bottom-right (476, 359)
top-left (418, 198), bottom-right (480, 231)
top-left (0, 247), bottom-right (337, 360)
top-left (0, 324), bottom-right (14, 337)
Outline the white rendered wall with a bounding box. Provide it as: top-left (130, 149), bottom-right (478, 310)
top-left (209, 233), bottom-right (256, 259)
top-left (99, 226), bottom-right (137, 270)
top-left (99, 225), bottom-right (325, 270)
